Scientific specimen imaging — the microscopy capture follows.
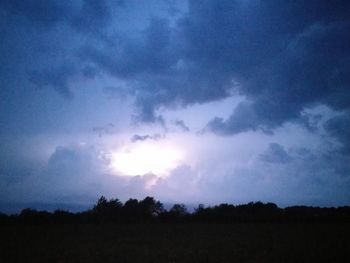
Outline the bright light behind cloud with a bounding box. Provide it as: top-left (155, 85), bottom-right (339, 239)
top-left (110, 141), bottom-right (184, 176)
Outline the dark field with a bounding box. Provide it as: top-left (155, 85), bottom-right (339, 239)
top-left (1, 223), bottom-right (349, 263)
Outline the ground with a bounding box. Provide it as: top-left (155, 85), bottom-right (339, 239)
top-left (1, 223), bottom-right (349, 262)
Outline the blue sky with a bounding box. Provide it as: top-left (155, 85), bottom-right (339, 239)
top-left (1, 0), bottom-right (350, 212)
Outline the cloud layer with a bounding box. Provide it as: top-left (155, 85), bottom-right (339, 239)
top-left (1, 1), bottom-right (350, 210)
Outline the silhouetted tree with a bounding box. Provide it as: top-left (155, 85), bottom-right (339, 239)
top-left (93, 196), bottom-right (123, 222)
top-left (170, 204), bottom-right (188, 216)
top-left (0, 212), bottom-right (9, 224)
top-left (139, 196), bottom-right (164, 220)
top-left (160, 203), bottom-right (189, 222)
top-left (1, 197), bottom-right (350, 224)
top-left (122, 198), bottom-right (139, 222)
top-left (19, 208), bottom-right (51, 224)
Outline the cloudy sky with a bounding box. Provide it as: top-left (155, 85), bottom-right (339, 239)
top-left (1, 0), bottom-right (350, 212)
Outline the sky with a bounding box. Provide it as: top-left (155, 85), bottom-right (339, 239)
top-left (1, 0), bottom-right (350, 212)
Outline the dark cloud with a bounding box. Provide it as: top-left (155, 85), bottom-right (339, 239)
top-left (80, 0), bottom-right (350, 136)
top-left (0, 0), bottom-right (121, 32)
top-left (202, 9), bottom-right (350, 135)
top-left (70, 0), bottom-right (112, 33)
top-left (0, 0), bottom-right (68, 28)
top-left (0, 0), bottom-right (121, 100)
top-left (80, 17), bottom-right (176, 78)
top-left (82, 65), bottom-right (100, 78)
top-left (92, 123), bottom-right (115, 137)
top-left (260, 143), bottom-right (293, 164)
top-left (173, 120), bottom-right (190, 132)
top-left (0, 140), bottom-right (41, 184)
top-left (130, 133), bottom-right (164, 142)
top-left (207, 101), bottom-right (263, 135)
top-left (46, 145), bottom-right (103, 178)
top-left (324, 113), bottom-right (350, 154)
top-left (181, 1), bottom-right (350, 142)
top-left (29, 64), bottom-right (77, 99)
top-left (103, 86), bottom-right (128, 99)
top-left (1, 0), bottom-right (349, 142)
top-left (2, 0), bottom-right (350, 126)
top-left (290, 147), bottom-right (316, 162)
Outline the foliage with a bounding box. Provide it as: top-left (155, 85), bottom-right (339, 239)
top-left (1, 196), bottom-right (350, 224)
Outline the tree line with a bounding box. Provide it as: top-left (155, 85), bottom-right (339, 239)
top-left (1, 196), bottom-right (350, 224)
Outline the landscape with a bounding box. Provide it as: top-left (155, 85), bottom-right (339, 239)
top-left (1, 196), bottom-right (350, 262)
top-left (1, 0), bottom-right (350, 262)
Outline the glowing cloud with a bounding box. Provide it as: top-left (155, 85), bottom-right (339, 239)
top-left (110, 141), bottom-right (184, 176)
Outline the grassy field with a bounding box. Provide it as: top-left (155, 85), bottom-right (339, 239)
top-left (1, 223), bottom-right (349, 262)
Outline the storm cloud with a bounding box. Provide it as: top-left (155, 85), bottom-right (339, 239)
top-left (1, 1), bottom-right (350, 210)
top-left (2, 0), bottom-right (350, 128)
